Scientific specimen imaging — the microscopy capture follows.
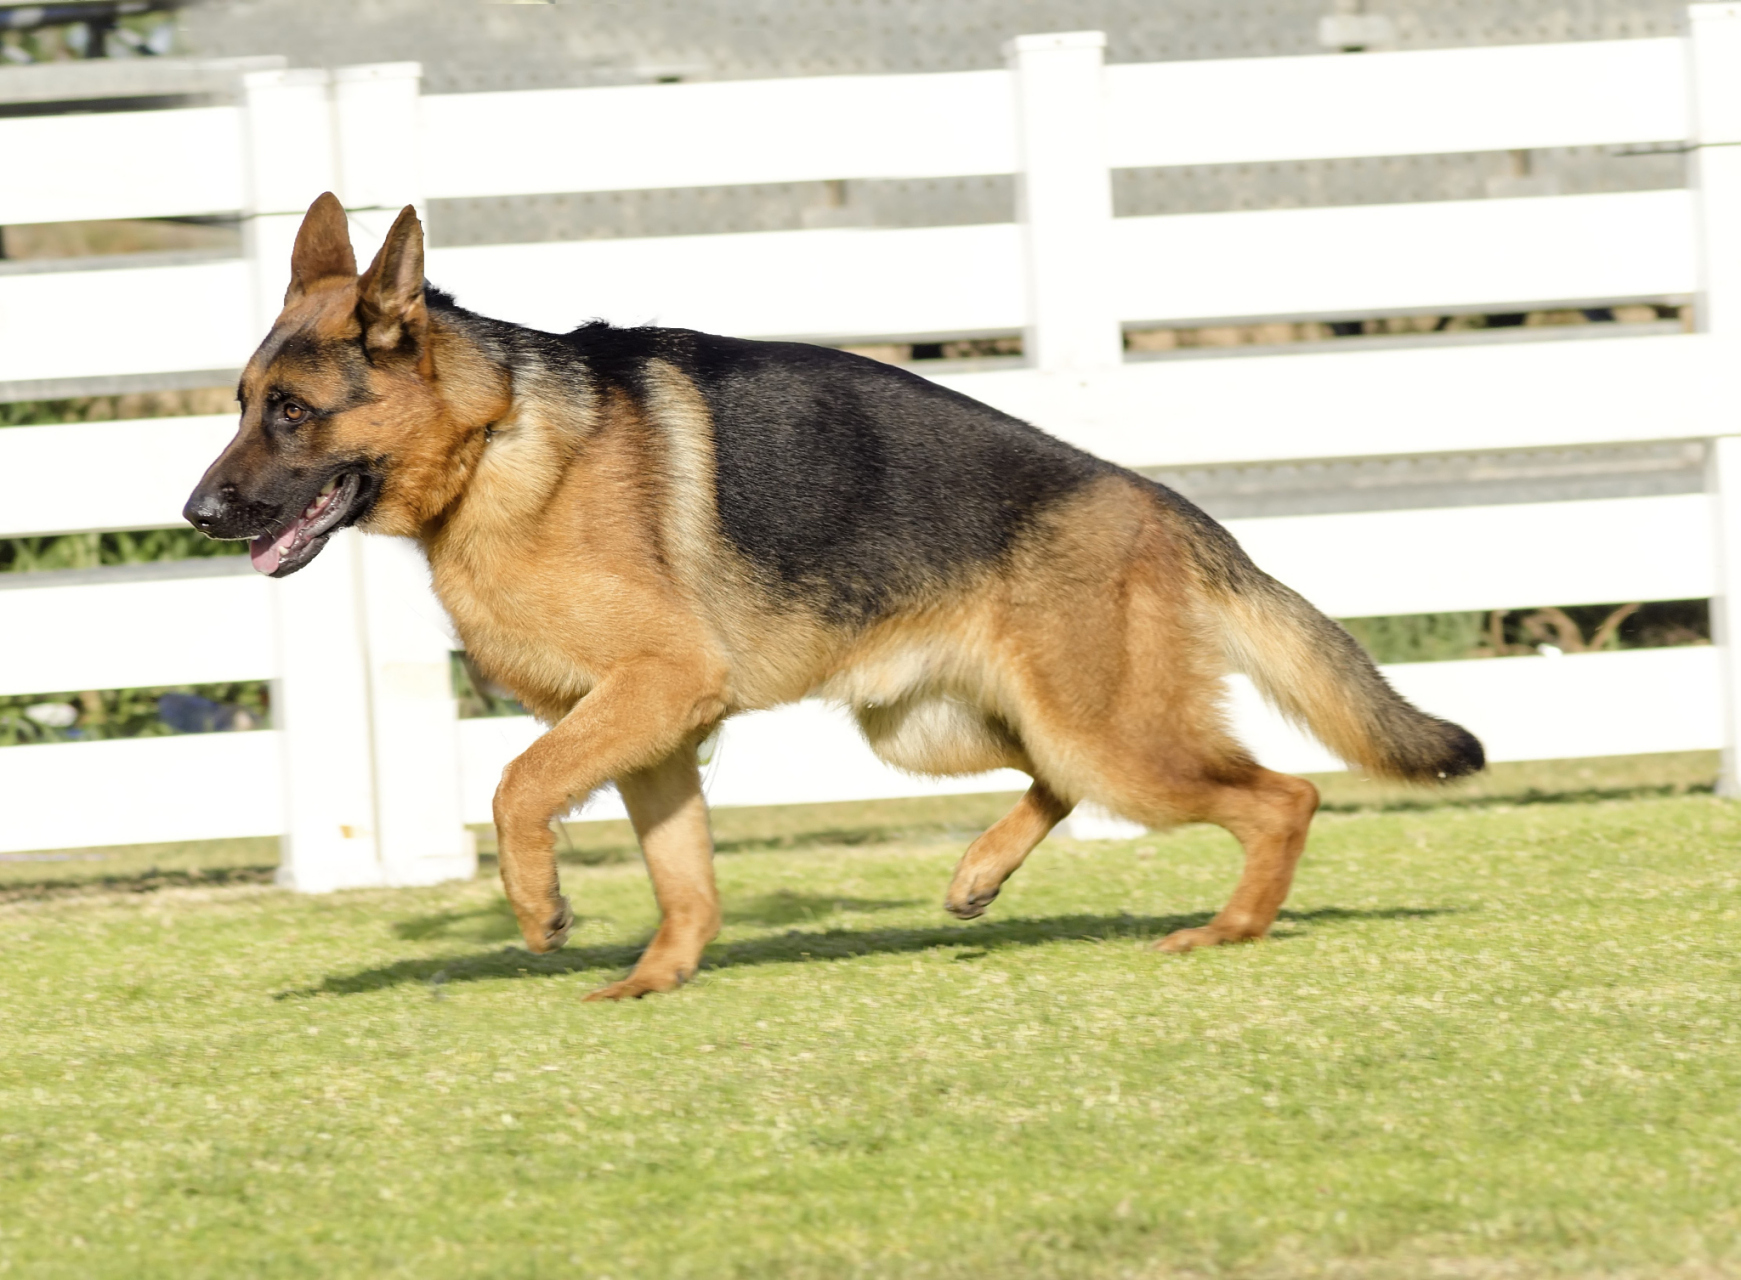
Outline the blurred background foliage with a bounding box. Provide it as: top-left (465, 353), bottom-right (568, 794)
top-left (1343, 600), bottom-right (1709, 665)
top-left (0, 5), bottom-right (178, 63)
top-left (0, 682), bottom-right (270, 747)
top-left (0, 388), bottom-right (235, 429)
top-left (2, 528), bottom-right (244, 573)
top-left (450, 652), bottom-right (527, 720)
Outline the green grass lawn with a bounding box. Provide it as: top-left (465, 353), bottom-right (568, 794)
top-left (2, 763), bottom-right (1739, 1278)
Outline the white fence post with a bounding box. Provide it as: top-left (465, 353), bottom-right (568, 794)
top-left (242, 68), bottom-right (386, 890)
top-left (1009, 31), bottom-right (1144, 835)
top-left (267, 534), bottom-right (386, 891)
top-left (1689, 3), bottom-right (1741, 797)
top-left (330, 63), bottom-right (474, 886)
top-left (1005, 31), bottom-right (1123, 374)
top-left (240, 68), bottom-right (337, 335)
top-left (352, 538), bottom-right (473, 886)
top-left (331, 63), bottom-right (425, 264)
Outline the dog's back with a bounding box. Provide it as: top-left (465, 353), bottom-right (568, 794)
top-left (560, 322), bottom-right (1115, 624)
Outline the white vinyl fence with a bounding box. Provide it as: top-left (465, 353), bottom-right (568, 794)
top-left (3, 11), bottom-right (1740, 886)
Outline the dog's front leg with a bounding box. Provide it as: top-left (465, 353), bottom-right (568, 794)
top-left (583, 747), bottom-right (718, 1001)
top-left (491, 660), bottom-right (722, 960)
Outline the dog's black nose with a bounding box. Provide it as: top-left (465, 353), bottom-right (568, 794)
top-left (183, 485), bottom-right (234, 534)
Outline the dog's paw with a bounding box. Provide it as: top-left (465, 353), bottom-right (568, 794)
top-left (943, 885), bottom-right (999, 920)
top-left (523, 897), bottom-right (573, 954)
top-left (582, 965), bottom-right (691, 1002)
top-left (1154, 925), bottom-right (1253, 954)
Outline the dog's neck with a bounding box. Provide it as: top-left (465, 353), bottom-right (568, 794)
top-left (420, 390), bottom-right (579, 569)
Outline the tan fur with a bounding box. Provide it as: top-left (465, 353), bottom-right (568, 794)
top-left (205, 196), bottom-right (1477, 998)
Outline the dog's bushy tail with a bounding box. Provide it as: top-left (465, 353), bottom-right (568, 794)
top-left (1211, 567), bottom-right (1484, 783)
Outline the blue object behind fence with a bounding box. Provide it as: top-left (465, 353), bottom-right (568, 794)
top-left (157, 693), bottom-right (249, 734)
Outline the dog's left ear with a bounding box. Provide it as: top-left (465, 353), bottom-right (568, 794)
top-left (286, 192), bottom-right (357, 305)
top-left (357, 204), bottom-right (428, 364)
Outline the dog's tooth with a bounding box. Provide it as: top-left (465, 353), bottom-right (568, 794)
top-left (320, 478), bottom-right (337, 497)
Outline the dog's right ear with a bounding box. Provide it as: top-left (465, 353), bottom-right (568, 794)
top-left (356, 204), bottom-right (428, 365)
top-left (285, 192), bottom-right (357, 305)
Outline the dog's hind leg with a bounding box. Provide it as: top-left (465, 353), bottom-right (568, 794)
top-left (854, 695), bottom-right (1069, 920)
top-left (1149, 766), bottom-right (1318, 953)
top-left (999, 605), bottom-right (1317, 951)
top-left (943, 781), bottom-right (1071, 919)
top-left (1064, 737), bottom-right (1318, 952)
top-left (584, 747), bottom-right (720, 1001)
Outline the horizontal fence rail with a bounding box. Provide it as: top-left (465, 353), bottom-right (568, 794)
top-left (457, 647), bottom-right (1726, 829)
top-left (420, 70), bottom-right (1019, 198)
top-left (4, 10), bottom-right (1740, 879)
top-left (0, 192), bottom-right (1704, 387)
top-left (0, 416), bottom-right (238, 536)
top-left (1109, 191), bottom-right (1698, 327)
top-left (5, 416), bottom-right (1720, 612)
top-left (0, 261), bottom-right (250, 389)
top-left (423, 223), bottom-right (1028, 343)
top-left (1103, 38), bottom-right (1692, 167)
top-left (0, 107), bottom-right (246, 225)
top-left (930, 334), bottom-right (1737, 467)
top-left (0, 569), bottom-right (273, 697)
top-left (1, 486), bottom-right (1710, 706)
top-left (0, 734), bottom-right (285, 855)
top-left (1230, 494), bottom-right (1715, 618)
top-left (0, 39), bottom-right (1695, 231)
top-left (3, 643), bottom-right (1716, 858)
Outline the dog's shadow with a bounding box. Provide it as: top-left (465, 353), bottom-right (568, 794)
top-left (285, 903), bottom-right (1457, 999)
top-left (386, 889), bottom-right (920, 947)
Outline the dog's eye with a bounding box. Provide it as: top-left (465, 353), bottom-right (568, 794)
top-left (282, 402), bottom-right (307, 425)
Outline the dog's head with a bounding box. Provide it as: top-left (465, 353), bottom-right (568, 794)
top-left (183, 193), bottom-right (506, 576)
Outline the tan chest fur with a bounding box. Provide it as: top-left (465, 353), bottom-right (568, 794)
top-left (422, 395), bottom-right (719, 722)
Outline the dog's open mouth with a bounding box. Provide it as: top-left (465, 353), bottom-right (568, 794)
top-left (248, 472), bottom-right (367, 577)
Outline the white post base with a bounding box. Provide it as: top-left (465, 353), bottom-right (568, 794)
top-left (1708, 435), bottom-right (1741, 799)
top-left (1062, 803), bottom-right (1148, 841)
top-left (270, 531), bottom-right (385, 893)
top-left (360, 536), bottom-right (475, 887)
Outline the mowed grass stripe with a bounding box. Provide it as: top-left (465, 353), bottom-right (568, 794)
top-left (0, 793), bottom-right (1737, 1278)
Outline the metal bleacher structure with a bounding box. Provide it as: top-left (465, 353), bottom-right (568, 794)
top-left (1, 0), bottom-right (1739, 886)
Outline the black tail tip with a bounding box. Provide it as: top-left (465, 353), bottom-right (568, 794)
top-left (1426, 721), bottom-right (1485, 782)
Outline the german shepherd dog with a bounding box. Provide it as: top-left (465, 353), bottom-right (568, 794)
top-left (186, 195), bottom-right (1483, 1000)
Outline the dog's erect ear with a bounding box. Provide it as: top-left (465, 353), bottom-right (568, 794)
top-left (357, 204), bottom-right (427, 362)
top-left (286, 192), bottom-right (357, 305)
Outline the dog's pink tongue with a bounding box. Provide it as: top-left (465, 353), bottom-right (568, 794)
top-left (249, 501), bottom-right (325, 575)
top-left (249, 534), bottom-right (283, 575)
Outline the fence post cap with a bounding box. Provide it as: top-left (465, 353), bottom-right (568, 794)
top-left (241, 67), bottom-right (333, 91)
top-left (332, 62), bottom-right (424, 84)
top-left (1003, 31), bottom-right (1107, 59)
